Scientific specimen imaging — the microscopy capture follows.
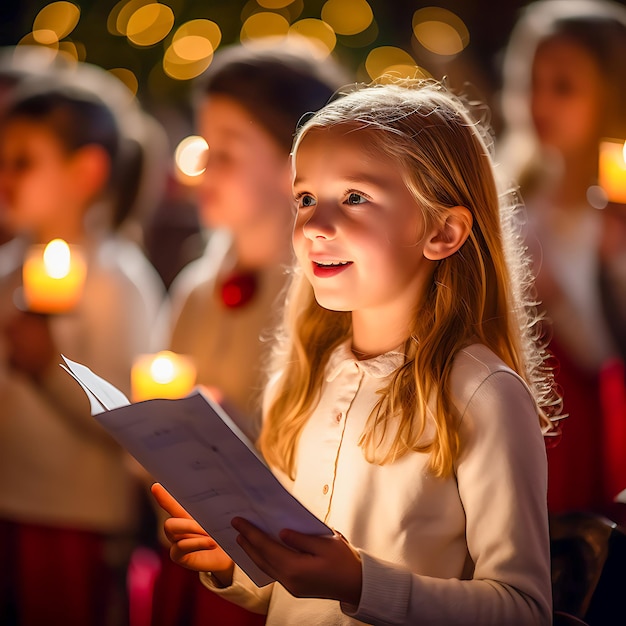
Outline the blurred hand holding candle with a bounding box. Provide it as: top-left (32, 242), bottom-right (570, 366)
top-left (22, 239), bottom-right (87, 314)
top-left (131, 351), bottom-right (197, 401)
top-left (599, 139), bottom-right (626, 204)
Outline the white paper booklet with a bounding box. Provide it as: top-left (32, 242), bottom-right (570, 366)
top-left (61, 355), bottom-right (332, 587)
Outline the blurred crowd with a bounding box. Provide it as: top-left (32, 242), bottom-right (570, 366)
top-left (0, 0), bottom-right (624, 624)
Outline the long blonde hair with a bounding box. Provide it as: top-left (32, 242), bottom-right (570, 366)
top-left (259, 79), bottom-right (561, 479)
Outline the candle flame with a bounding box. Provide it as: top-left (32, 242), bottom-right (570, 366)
top-left (43, 238), bottom-right (71, 279)
top-left (150, 353), bottom-right (176, 384)
top-left (623, 140), bottom-right (626, 164)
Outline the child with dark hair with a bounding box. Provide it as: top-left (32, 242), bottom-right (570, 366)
top-left (0, 76), bottom-right (165, 626)
top-left (151, 37), bottom-right (349, 626)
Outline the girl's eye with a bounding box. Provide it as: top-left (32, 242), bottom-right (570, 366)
top-left (347, 192), bottom-right (367, 205)
top-left (298, 194), bottom-right (316, 208)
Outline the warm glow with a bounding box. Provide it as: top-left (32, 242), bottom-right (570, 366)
top-left (33, 1), bottom-right (80, 41)
top-left (257, 0), bottom-right (295, 8)
top-left (108, 68), bottom-right (139, 96)
top-left (412, 7), bottom-right (469, 56)
top-left (288, 19), bottom-right (336, 56)
top-left (163, 44), bottom-right (213, 81)
top-left (321, 0), bottom-right (373, 36)
top-left (57, 40), bottom-right (79, 62)
top-left (365, 46), bottom-right (417, 80)
top-left (175, 135), bottom-right (208, 178)
top-left (18, 32), bottom-right (59, 51)
top-left (115, 0), bottom-right (152, 36)
top-left (32, 29), bottom-right (59, 45)
top-left (126, 2), bottom-right (174, 46)
top-left (172, 20), bottom-right (221, 61)
top-left (240, 12), bottom-right (290, 42)
top-left (132, 351), bottom-right (197, 401)
top-left (598, 139), bottom-right (626, 204)
top-left (22, 240), bottom-right (87, 313)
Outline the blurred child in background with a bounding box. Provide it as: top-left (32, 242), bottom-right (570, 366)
top-left (0, 72), bottom-right (166, 626)
top-left (498, 0), bottom-right (626, 518)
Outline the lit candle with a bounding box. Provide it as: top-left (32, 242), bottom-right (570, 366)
top-left (599, 138), bottom-right (626, 204)
top-left (22, 239), bottom-right (87, 313)
top-left (131, 351), bottom-right (197, 402)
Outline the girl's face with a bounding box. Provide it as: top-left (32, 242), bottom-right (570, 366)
top-left (196, 95), bottom-right (291, 232)
top-left (292, 127), bottom-right (436, 330)
top-left (0, 118), bottom-right (74, 235)
top-left (531, 37), bottom-right (606, 156)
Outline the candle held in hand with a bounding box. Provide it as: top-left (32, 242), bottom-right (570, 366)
top-left (131, 351), bottom-right (197, 401)
top-left (22, 239), bottom-right (87, 313)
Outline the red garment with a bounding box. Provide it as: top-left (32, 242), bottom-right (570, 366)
top-left (599, 358), bottom-right (626, 523)
top-left (150, 548), bottom-right (266, 626)
top-left (0, 519), bottom-right (124, 626)
top-left (546, 338), bottom-right (605, 514)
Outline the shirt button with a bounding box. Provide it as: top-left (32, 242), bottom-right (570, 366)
top-left (322, 484), bottom-right (329, 495)
top-left (335, 412), bottom-right (342, 423)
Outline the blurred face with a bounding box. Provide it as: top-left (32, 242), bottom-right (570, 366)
top-left (196, 95), bottom-right (291, 231)
top-left (0, 118), bottom-right (74, 235)
top-left (531, 37), bottom-right (606, 155)
top-left (292, 126), bottom-right (435, 326)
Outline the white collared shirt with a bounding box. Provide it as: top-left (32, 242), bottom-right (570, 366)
top-left (203, 342), bottom-right (552, 625)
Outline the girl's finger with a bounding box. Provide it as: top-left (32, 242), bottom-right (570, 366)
top-left (163, 517), bottom-right (208, 543)
top-left (151, 482), bottom-right (192, 519)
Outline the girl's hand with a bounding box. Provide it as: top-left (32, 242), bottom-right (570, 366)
top-left (232, 517), bottom-right (363, 606)
top-left (151, 483), bottom-right (234, 582)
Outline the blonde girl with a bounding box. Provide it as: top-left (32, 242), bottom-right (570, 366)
top-left (153, 79), bottom-right (560, 625)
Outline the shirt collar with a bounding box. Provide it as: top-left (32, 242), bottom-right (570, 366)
top-left (326, 339), bottom-right (406, 382)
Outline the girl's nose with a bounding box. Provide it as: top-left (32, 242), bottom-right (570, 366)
top-left (301, 203), bottom-right (337, 240)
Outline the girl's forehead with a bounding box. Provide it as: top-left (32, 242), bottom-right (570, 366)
top-left (295, 124), bottom-right (381, 158)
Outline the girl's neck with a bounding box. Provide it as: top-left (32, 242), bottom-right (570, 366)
top-left (351, 311), bottom-right (411, 360)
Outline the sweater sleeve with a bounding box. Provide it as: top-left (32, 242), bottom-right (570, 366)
top-left (342, 370), bottom-right (552, 625)
top-left (199, 567), bottom-right (274, 615)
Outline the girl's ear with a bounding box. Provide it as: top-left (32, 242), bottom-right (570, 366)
top-left (423, 206), bottom-right (473, 261)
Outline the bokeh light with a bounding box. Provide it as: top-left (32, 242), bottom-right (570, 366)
top-left (175, 135), bottom-right (209, 184)
top-left (321, 0), bottom-right (373, 36)
top-left (108, 68), bottom-right (139, 96)
top-left (18, 32), bottom-right (59, 51)
top-left (288, 19), bottom-right (336, 57)
top-left (365, 46), bottom-right (419, 81)
top-left (172, 20), bottom-right (221, 62)
top-left (33, 2), bottom-right (80, 42)
top-left (112, 0), bottom-right (152, 37)
top-left (412, 7), bottom-right (469, 56)
top-left (126, 3), bottom-right (174, 47)
top-left (257, 0), bottom-right (295, 8)
top-left (240, 12), bottom-right (290, 43)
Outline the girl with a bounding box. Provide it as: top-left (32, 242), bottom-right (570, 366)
top-left (0, 77), bottom-right (165, 625)
top-left (153, 79), bottom-right (559, 625)
top-left (498, 0), bottom-right (626, 517)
